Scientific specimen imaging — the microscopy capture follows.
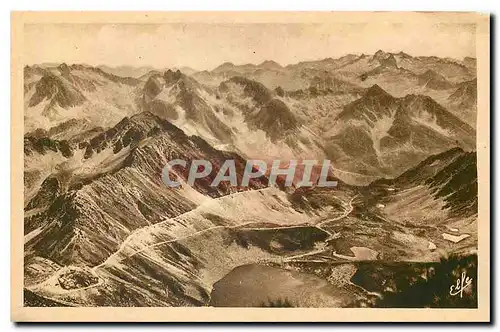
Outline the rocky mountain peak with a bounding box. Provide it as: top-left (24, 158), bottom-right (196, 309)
top-left (251, 98), bottom-right (299, 141)
top-left (58, 63), bottom-right (71, 76)
top-left (447, 79), bottom-right (477, 111)
top-left (164, 69), bottom-right (183, 84)
top-left (421, 69), bottom-right (440, 78)
top-left (380, 54), bottom-right (398, 68)
top-left (417, 70), bottom-right (453, 90)
top-left (374, 50), bottom-right (388, 58)
top-left (143, 75), bottom-right (163, 100)
top-left (364, 84), bottom-right (392, 99)
top-left (28, 73), bottom-right (87, 108)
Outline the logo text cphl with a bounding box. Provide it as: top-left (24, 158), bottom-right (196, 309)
top-left (162, 159), bottom-right (338, 188)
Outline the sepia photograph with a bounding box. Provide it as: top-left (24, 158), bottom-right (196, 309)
top-left (11, 11), bottom-right (490, 322)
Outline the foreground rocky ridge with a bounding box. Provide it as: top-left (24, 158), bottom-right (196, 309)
top-left (24, 147), bottom-right (477, 307)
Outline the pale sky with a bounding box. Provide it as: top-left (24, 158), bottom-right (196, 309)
top-left (24, 22), bottom-right (476, 70)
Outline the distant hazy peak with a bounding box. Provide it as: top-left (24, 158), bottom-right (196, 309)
top-left (259, 60), bottom-right (283, 69)
top-left (374, 50), bottom-right (388, 57)
top-left (214, 62), bottom-right (235, 71)
top-left (397, 51), bottom-right (411, 58)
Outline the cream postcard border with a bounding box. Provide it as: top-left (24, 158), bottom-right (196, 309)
top-left (10, 11), bottom-right (490, 322)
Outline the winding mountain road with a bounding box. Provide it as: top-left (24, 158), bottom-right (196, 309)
top-left (283, 195), bottom-right (358, 262)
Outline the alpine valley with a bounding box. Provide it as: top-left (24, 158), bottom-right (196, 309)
top-left (23, 50), bottom-right (478, 308)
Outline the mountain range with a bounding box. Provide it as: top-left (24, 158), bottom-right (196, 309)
top-left (23, 50), bottom-right (478, 307)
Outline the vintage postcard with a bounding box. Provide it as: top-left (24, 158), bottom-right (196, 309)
top-left (11, 11), bottom-right (490, 322)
